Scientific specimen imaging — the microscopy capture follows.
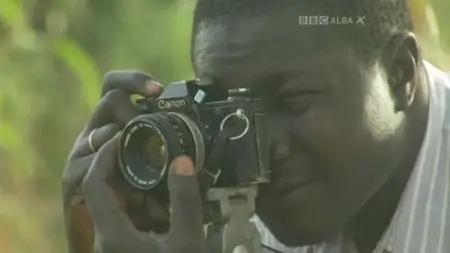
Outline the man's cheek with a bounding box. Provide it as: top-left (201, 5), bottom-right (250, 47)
top-left (292, 112), bottom-right (345, 147)
top-left (294, 112), bottom-right (366, 169)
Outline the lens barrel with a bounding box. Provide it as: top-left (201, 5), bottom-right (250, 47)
top-left (118, 112), bottom-right (205, 190)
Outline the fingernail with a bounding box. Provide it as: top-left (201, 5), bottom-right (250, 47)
top-left (170, 156), bottom-right (194, 176)
top-left (145, 80), bottom-right (163, 95)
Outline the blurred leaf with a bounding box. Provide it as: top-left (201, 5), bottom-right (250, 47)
top-left (410, 0), bottom-right (428, 31)
top-left (0, 0), bottom-right (23, 25)
top-left (0, 121), bottom-right (20, 150)
top-left (0, 193), bottom-right (50, 253)
top-left (0, 0), bottom-right (36, 50)
top-left (55, 38), bottom-right (101, 111)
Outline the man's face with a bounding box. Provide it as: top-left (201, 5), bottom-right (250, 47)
top-left (192, 8), bottom-right (405, 246)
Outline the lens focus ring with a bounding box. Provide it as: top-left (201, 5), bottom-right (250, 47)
top-left (118, 112), bottom-right (201, 190)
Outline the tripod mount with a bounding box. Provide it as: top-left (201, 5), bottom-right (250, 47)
top-left (204, 186), bottom-right (262, 253)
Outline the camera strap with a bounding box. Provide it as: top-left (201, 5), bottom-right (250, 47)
top-left (199, 128), bottom-right (233, 190)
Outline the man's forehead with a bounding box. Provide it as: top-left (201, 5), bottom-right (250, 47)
top-left (191, 18), bottom-right (352, 89)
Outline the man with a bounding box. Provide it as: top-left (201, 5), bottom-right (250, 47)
top-left (62, 0), bottom-right (450, 252)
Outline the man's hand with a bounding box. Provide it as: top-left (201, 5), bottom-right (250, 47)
top-left (61, 71), bottom-right (167, 253)
top-left (82, 135), bottom-right (207, 253)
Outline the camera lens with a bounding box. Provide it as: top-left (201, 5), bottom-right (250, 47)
top-left (140, 131), bottom-right (166, 174)
top-left (118, 112), bottom-right (205, 190)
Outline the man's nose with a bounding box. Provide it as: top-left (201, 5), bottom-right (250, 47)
top-left (266, 118), bottom-right (291, 162)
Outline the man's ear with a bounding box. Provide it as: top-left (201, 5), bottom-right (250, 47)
top-left (382, 32), bottom-right (421, 112)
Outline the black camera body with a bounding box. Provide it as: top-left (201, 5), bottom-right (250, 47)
top-left (118, 79), bottom-right (271, 190)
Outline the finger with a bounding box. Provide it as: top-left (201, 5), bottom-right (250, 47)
top-left (142, 195), bottom-right (170, 233)
top-left (102, 70), bottom-right (163, 98)
top-left (62, 154), bottom-right (95, 208)
top-left (83, 89), bottom-right (140, 134)
top-left (82, 135), bottom-right (158, 251)
top-left (82, 71), bottom-right (165, 136)
top-left (71, 123), bottom-right (120, 159)
top-left (125, 194), bottom-right (170, 233)
top-left (107, 173), bottom-right (170, 233)
top-left (167, 156), bottom-right (206, 253)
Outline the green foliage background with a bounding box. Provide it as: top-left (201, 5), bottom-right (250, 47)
top-left (0, 0), bottom-right (449, 252)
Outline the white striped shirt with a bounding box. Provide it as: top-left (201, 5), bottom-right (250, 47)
top-left (252, 61), bottom-right (450, 253)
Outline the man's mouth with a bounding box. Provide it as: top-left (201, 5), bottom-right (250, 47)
top-left (265, 154), bottom-right (321, 196)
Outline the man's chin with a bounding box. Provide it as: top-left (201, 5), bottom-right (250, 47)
top-left (258, 209), bottom-right (341, 247)
top-left (265, 220), bottom-right (331, 247)
top-left (256, 183), bottom-right (344, 246)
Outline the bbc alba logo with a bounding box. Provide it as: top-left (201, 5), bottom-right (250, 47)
top-left (319, 16), bottom-right (329, 25)
top-left (298, 15), bottom-right (365, 26)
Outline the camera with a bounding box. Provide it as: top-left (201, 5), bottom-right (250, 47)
top-left (118, 79), bottom-right (271, 190)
